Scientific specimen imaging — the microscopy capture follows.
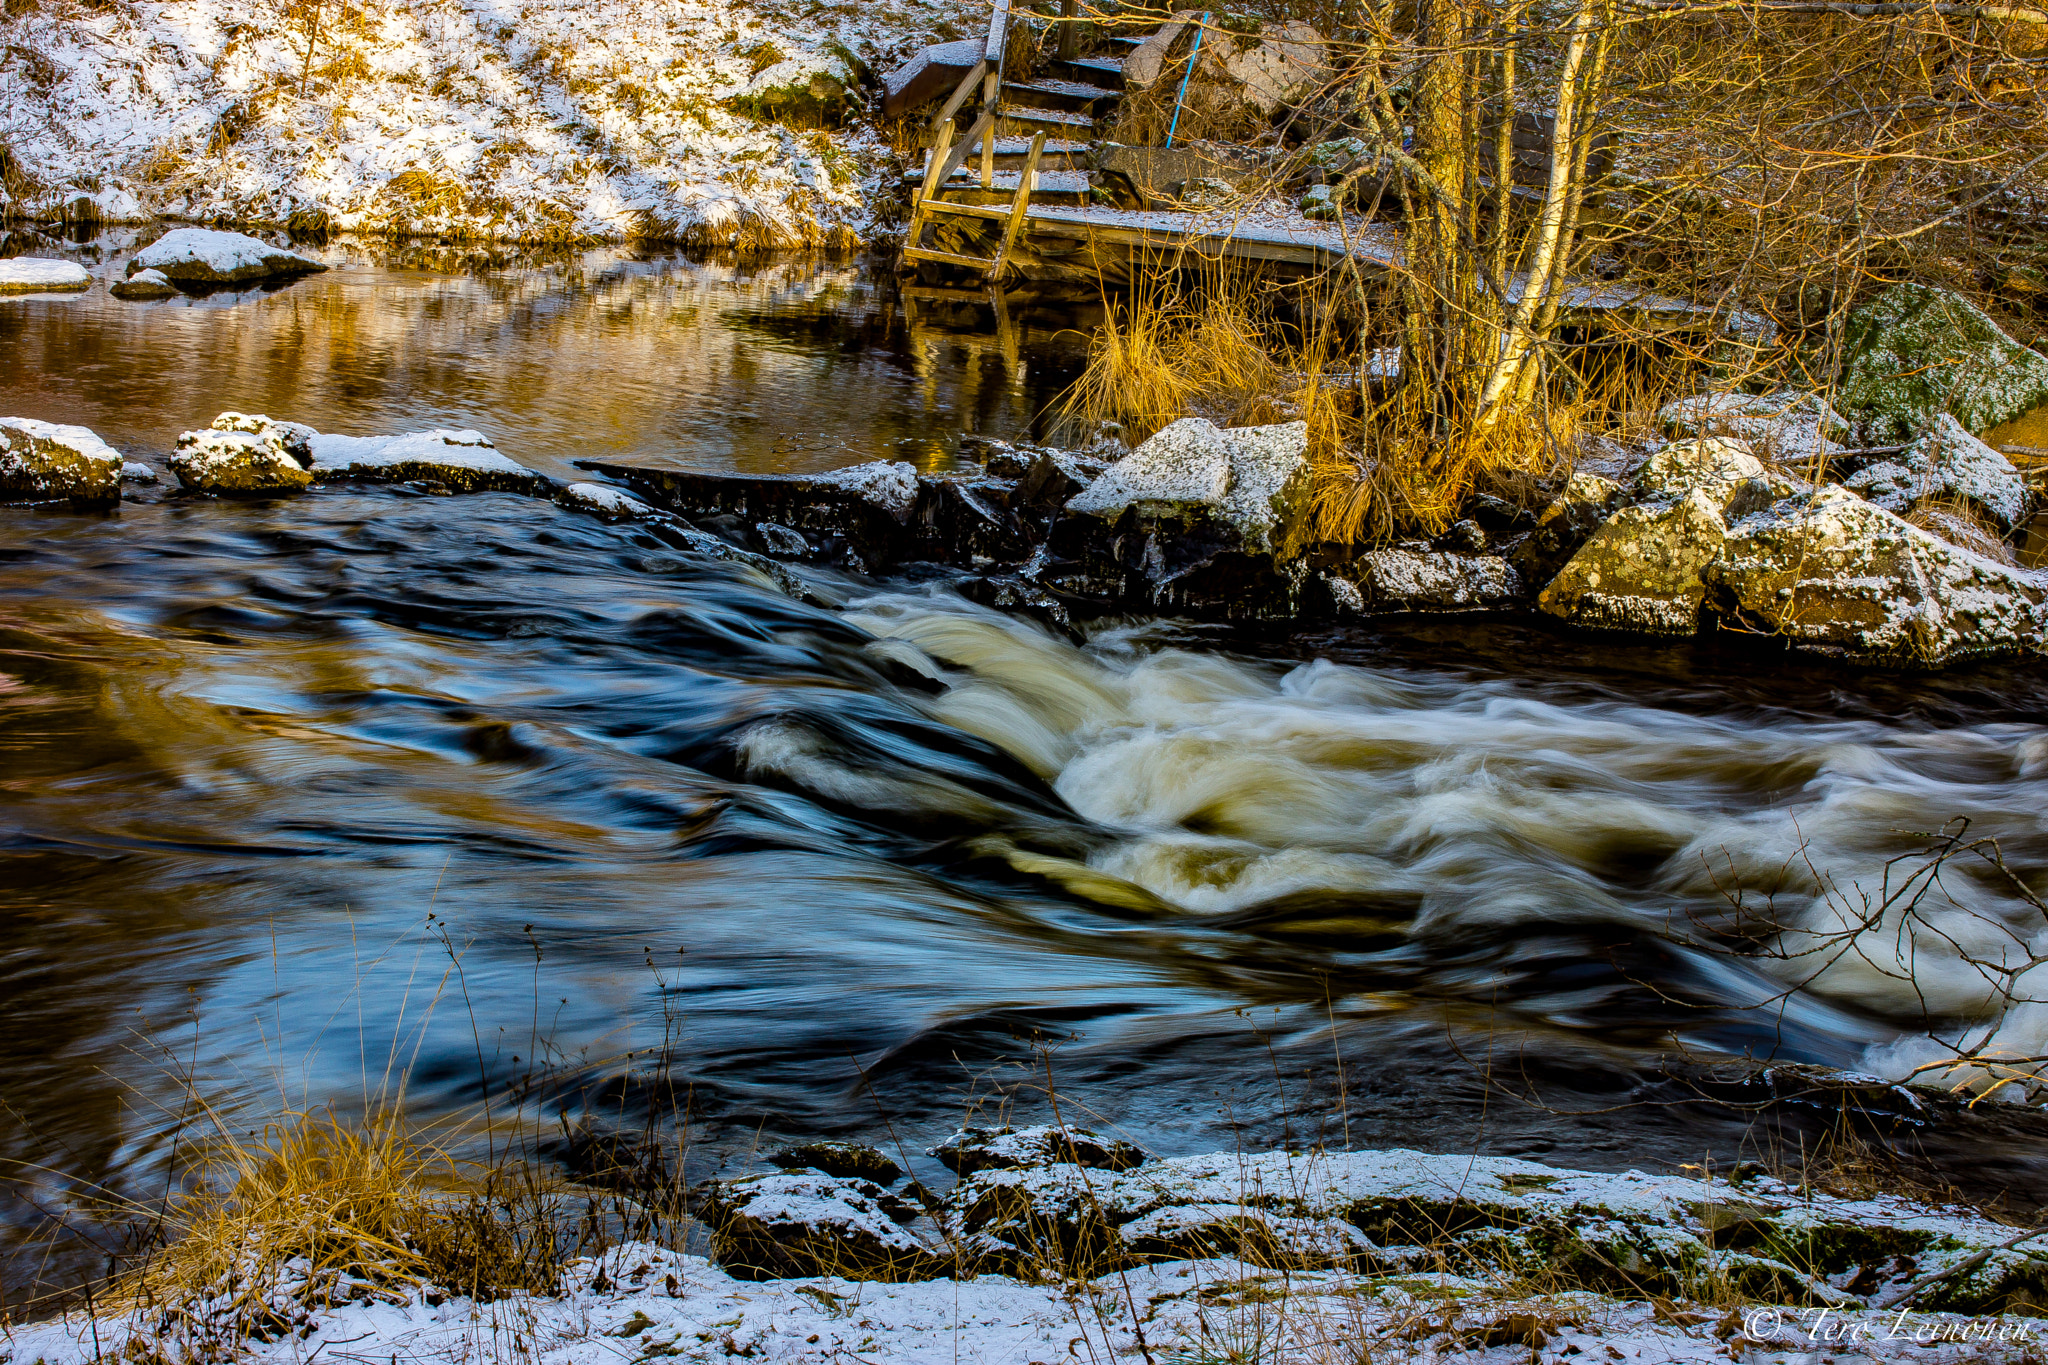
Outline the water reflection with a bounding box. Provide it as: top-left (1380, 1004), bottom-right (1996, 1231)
top-left (0, 232), bottom-right (1092, 479)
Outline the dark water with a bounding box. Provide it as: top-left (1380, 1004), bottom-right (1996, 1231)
top-left (6, 238), bottom-right (2048, 1298)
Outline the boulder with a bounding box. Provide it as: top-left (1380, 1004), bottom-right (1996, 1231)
top-left (768, 1142), bottom-right (903, 1185)
top-left (1702, 485), bottom-right (2047, 665)
top-left (1125, 15), bottom-right (1325, 118)
top-left (1658, 390), bottom-right (1849, 466)
top-left (1323, 548), bottom-right (1519, 614)
top-left (931, 1125), bottom-right (1147, 1177)
top-left (167, 428), bottom-right (313, 496)
top-left (1843, 413), bottom-right (2030, 532)
top-left (1836, 284), bottom-right (2048, 441)
top-left (1538, 487), bottom-right (1729, 635)
top-left (1637, 437), bottom-right (1794, 511)
top-left (0, 417), bottom-right (122, 503)
top-left (724, 55), bottom-right (855, 128)
top-left (695, 1173), bottom-right (944, 1281)
top-left (1509, 469), bottom-right (1626, 588)
top-left (0, 258), bottom-right (90, 294)
top-left (1066, 417), bottom-right (1308, 556)
top-left (127, 229), bottom-right (327, 287)
top-left (109, 268), bottom-right (177, 300)
top-left (1088, 143), bottom-right (1269, 210)
top-left (119, 461), bottom-right (157, 484)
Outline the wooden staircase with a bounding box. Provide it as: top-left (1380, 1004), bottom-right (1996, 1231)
top-left (902, 0), bottom-right (1143, 282)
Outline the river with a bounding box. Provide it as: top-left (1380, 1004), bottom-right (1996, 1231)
top-left (4, 233), bottom-right (2048, 1300)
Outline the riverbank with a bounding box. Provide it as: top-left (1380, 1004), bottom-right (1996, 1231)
top-left (7, 1119), bottom-right (2047, 1363)
top-left (0, 0), bottom-right (964, 247)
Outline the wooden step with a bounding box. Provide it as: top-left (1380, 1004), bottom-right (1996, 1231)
top-left (1108, 34), bottom-right (1151, 49)
top-left (1001, 77), bottom-right (1119, 112)
top-left (997, 105), bottom-right (1096, 133)
top-left (907, 168), bottom-right (1092, 196)
top-left (1053, 56), bottom-right (1126, 90)
top-left (904, 245), bottom-right (1000, 270)
top-left (920, 198), bottom-right (1018, 221)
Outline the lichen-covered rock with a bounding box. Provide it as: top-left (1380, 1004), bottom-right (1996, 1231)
top-left (1324, 548), bottom-right (1519, 614)
top-left (1837, 284), bottom-right (2048, 441)
top-left (696, 1173), bottom-right (944, 1281)
top-left (768, 1142), bottom-right (903, 1185)
top-left (1637, 437), bottom-right (1792, 510)
top-left (1066, 417), bottom-right (1309, 556)
top-left (1511, 470), bottom-right (1627, 588)
top-left (1844, 413), bottom-right (2030, 532)
top-left (932, 1125), bottom-right (1147, 1177)
top-left (109, 267), bottom-right (177, 300)
top-left (128, 228), bottom-right (327, 286)
top-left (1704, 485), bottom-right (2047, 665)
top-left (1539, 488), bottom-right (1729, 635)
top-left (1658, 390), bottom-right (1849, 466)
top-left (168, 427), bottom-right (313, 495)
top-left (0, 417), bottom-right (122, 503)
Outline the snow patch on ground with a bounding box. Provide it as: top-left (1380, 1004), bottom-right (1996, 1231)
top-left (0, 0), bottom-right (976, 247)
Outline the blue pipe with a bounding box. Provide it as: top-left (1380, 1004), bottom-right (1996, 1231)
top-left (1165, 13), bottom-right (1210, 149)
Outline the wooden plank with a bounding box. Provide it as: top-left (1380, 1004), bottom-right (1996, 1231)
top-left (988, 130), bottom-right (1048, 283)
top-left (929, 110), bottom-right (996, 192)
top-left (905, 246), bottom-right (1000, 269)
top-left (923, 200), bottom-right (1015, 221)
top-left (984, 0), bottom-right (1012, 66)
top-left (928, 59), bottom-right (988, 133)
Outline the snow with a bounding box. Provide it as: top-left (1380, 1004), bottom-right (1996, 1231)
top-left (1846, 412), bottom-right (2031, 531)
top-left (1068, 418), bottom-right (1309, 553)
top-left (130, 228), bottom-right (325, 282)
top-left (0, 0), bottom-right (980, 248)
top-left (305, 429), bottom-right (528, 478)
top-left (0, 417), bottom-right (122, 468)
top-left (815, 459), bottom-right (919, 520)
top-left (562, 481), bottom-right (660, 517)
top-left (0, 257), bottom-right (91, 292)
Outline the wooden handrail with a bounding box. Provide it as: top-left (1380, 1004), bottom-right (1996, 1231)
top-left (984, 0), bottom-right (1012, 68)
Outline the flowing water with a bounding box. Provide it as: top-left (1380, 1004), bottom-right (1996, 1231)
top-left (6, 235), bottom-right (2048, 1293)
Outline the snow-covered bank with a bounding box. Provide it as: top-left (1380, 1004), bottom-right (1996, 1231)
top-left (10, 1243), bottom-right (2042, 1365)
top-left (9, 1135), bottom-right (2046, 1364)
top-left (0, 0), bottom-right (965, 246)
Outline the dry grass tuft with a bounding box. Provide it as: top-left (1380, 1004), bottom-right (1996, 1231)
top-left (113, 1106), bottom-right (562, 1350)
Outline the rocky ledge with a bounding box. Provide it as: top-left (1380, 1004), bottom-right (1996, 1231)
top-left (582, 398), bottom-right (2044, 667)
top-left (691, 1125), bottom-right (2048, 1317)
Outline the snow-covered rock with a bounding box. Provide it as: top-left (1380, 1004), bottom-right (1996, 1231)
top-left (129, 229), bottom-right (326, 286)
top-left (696, 1172), bottom-right (943, 1281)
top-left (302, 427), bottom-right (547, 493)
top-left (1510, 469), bottom-right (1628, 588)
top-left (768, 1141), bottom-right (902, 1184)
top-left (931, 1126), bottom-right (1146, 1177)
top-left (1539, 487), bottom-right (1730, 635)
top-left (724, 54), bottom-right (857, 127)
top-left (1837, 283), bottom-right (2048, 441)
top-left (1325, 547), bottom-right (1520, 614)
top-left (0, 417), bottom-right (122, 503)
top-left (1637, 437), bottom-right (1791, 510)
top-left (1704, 485), bottom-right (2047, 665)
top-left (814, 460), bottom-right (920, 522)
top-left (1844, 413), bottom-right (2030, 532)
top-left (168, 428), bottom-right (313, 496)
top-left (1658, 389), bottom-right (1849, 465)
top-left (559, 482), bottom-right (663, 519)
top-left (1066, 417), bottom-right (1310, 556)
top-left (0, 258), bottom-right (90, 294)
top-left (109, 268), bottom-right (177, 300)
top-left (119, 461), bottom-right (157, 483)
